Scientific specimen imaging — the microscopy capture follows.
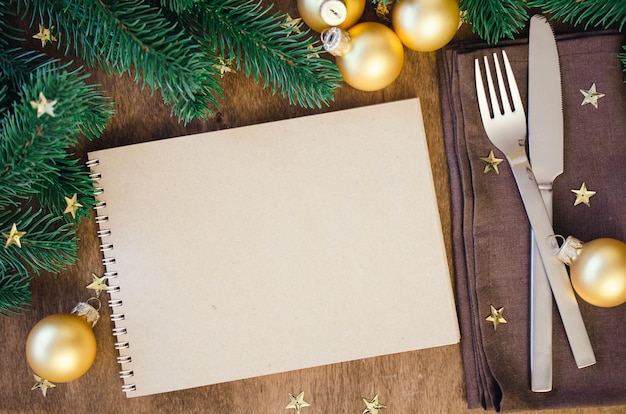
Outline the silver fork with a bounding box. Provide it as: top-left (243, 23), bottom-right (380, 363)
top-left (474, 51), bottom-right (596, 369)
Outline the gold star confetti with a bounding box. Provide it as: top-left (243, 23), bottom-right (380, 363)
top-left (286, 391), bottom-right (311, 414)
top-left (64, 193), bottom-right (83, 219)
top-left (30, 92), bottom-right (57, 117)
top-left (306, 44), bottom-right (320, 59)
top-left (86, 273), bottom-right (109, 297)
top-left (31, 374), bottom-right (56, 397)
top-left (212, 58), bottom-right (235, 77)
top-left (571, 182), bottom-right (596, 207)
top-left (281, 15), bottom-right (302, 36)
top-left (362, 395), bottom-right (386, 414)
top-left (32, 24), bottom-right (57, 47)
top-left (480, 150), bottom-right (503, 174)
top-left (486, 305), bottom-right (507, 330)
top-left (3, 223), bottom-right (26, 248)
top-left (580, 83), bottom-right (605, 108)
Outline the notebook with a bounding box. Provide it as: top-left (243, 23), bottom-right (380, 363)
top-left (88, 98), bottom-right (459, 397)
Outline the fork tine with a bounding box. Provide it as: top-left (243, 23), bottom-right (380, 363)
top-left (493, 53), bottom-right (512, 114)
top-left (474, 58), bottom-right (490, 124)
top-left (483, 56), bottom-right (501, 118)
top-left (502, 50), bottom-right (524, 115)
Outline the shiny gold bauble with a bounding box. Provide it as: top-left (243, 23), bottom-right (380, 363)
top-left (297, 0), bottom-right (365, 32)
top-left (26, 313), bottom-right (97, 383)
top-left (569, 238), bottom-right (626, 307)
top-left (392, 0), bottom-right (460, 52)
top-left (334, 22), bottom-right (404, 91)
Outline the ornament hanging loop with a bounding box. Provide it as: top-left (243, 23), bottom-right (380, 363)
top-left (322, 27), bottom-right (351, 56)
top-left (71, 298), bottom-right (101, 327)
top-left (556, 236), bottom-right (584, 266)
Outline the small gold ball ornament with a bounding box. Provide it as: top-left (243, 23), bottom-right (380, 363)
top-left (297, 0), bottom-right (365, 32)
top-left (322, 23), bottom-right (404, 91)
top-left (26, 303), bottom-right (99, 383)
top-left (558, 236), bottom-right (626, 307)
top-left (392, 0), bottom-right (460, 52)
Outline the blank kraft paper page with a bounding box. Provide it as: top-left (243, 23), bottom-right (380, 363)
top-left (89, 98), bottom-right (459, 397)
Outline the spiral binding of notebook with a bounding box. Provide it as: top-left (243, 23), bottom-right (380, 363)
top-left (87, 158), bottom-right (137, 394)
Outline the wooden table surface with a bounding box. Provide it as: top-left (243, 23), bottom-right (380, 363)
top-left (1, 3), bottom-right (624, 413)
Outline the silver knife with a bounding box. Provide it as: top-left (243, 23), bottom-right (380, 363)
top-left (528, 15), bottom-right (563, 392)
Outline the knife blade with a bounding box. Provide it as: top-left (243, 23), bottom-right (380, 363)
top-left (528, 14), bottom-right (564, 392)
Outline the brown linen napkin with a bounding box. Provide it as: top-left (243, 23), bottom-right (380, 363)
top-left (439, 31), bottom-right (626, 412)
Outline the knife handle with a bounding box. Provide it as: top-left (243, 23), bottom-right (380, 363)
top-left (508, 156), bottom-right (596, 369)
top-left (530, 189), bottom-right (554, 392)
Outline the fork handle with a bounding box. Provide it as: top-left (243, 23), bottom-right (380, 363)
top-left (507, 150), bottom-right (596, 369)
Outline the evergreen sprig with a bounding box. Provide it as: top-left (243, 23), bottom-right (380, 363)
top-left (179, 0), bottom-right (342, 109)
top-left (0, 62), bottom-right (113, 211)
top-left (460, 0), bottom-right (529, 44)
top-left (0, 268), bottom-right (30, 316)
top-left (24, 0), bottom-right (223, 124)
top-left (528, 0), bottom-right (626, 31)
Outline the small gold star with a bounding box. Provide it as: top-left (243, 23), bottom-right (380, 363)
top-left (30, 92), bottom-right (57, 117)
top-left (281, 15), bottom-right (302, 36)
top-left (31, 374), bottom-right (56, 397)
top-left (211, 58), bottom-right (235, 77)
top-left (64, 193), bottom-right (83, 218)
top-left (362, 394), bottom-right (386, 414)
top-left (3, 223), bottom-right (26, 248)
top-left (580, 83), bottom-right (605, 108)
top-left (480, 150), bottom-right (503, 174)
top-left (86, 273), bottom-right (109, 297)
top-left (32, 24), bottom-right (57, 47)
top-left (486, 305), bottom-right (507, 330)
top-left (306, 45), bottom-right (320, 59)
top-left (286, 391), bottom-right (311, 414)
top-left (571, 182), bottom-right (596, 207)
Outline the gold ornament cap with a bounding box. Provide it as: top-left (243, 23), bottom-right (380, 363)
top-left (320, 0), bottom-right (347, 26)
top-left (71, 299), bottom-right (101, 327)
top-left (321, 27), bottom-right (351, 57)
top-left (556, 236), bottom-right (584, 266)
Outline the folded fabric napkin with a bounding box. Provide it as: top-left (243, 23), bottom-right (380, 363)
top-left (439, 30), bottom-right (626, 412)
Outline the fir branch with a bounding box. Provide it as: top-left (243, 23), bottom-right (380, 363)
top-left (26, 0), bottom-right (223, 123)
top-left (185, 0), bottom-right (341, 108)
top-left (0, 208), bottom-right (78, 276)
top-left (0, 267), bottom-right (31, 316)
top-left (158, 0), bottom-right (200, 13)
top-left (0, 62), bottom-right (112, 208)
top-left (460, 0), bottom-right (529, 44)
top-left (621, 46), bottom-right (626, 76)
top-left (529, 0), bottom-right (626, 31)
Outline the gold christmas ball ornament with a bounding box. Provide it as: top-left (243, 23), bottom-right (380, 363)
top-left (322, 23), bottom-right (404, 91)
top-left (391, 0), bottom-right (460, 52)
top-left (26, 302), bottom-right (99, 383)
top-left (557, 236), bottom-right (626, 308)
top-left (297, 0), bottom-right (365, 32)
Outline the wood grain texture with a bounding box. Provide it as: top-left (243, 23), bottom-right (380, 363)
top-left (1, 2), bottom-right (624, 413)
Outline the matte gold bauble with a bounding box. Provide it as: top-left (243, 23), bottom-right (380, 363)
top-left (558, 236), bottom-right (626, 307)
top-left (26, 313), bottom-right (97, 383)
top-left (392, 0), bottom-right (460, 52)
top-left (323, 23), bottom-right (404, 91)
top-left (297, 0), bottom-right (365, 32)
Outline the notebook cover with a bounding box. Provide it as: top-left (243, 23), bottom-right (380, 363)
top-left (88, 98), bottom-right (459, 397)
